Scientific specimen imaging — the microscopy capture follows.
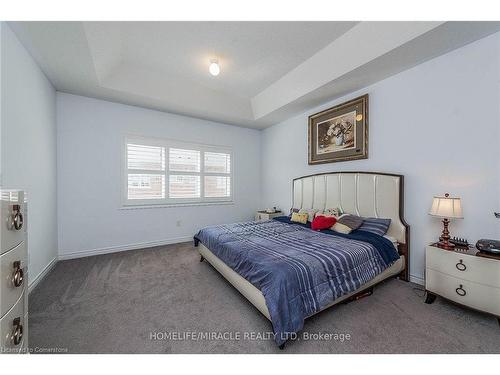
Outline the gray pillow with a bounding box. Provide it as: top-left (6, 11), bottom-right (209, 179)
top-left (337, 214), bottom-right (364, 230)
top-left (358, 217), bottom-right (392, 236)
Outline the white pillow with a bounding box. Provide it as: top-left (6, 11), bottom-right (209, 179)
top-left (298, 208), bottom-right (318, 222)
top-left (324, 208), bottom-right (343, 217)
top-left (331, 222), bottom-right (352, 234)
top-left (315, 207), bottom-right (342, 218)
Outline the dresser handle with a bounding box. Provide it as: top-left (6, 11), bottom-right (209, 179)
top-left (456, 259), bottom-right (466, 271)
top-left (12, 261), bottom-right (24, 287)
top-left (455, 285), bottom-right (466, 297)
top-left (12, 204), bottom-right (24, 230)
top-left (11, 317), bottom-right (23, 346)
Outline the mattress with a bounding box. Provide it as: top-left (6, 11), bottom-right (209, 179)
top-left (198, 243), bottom-right (404, 322)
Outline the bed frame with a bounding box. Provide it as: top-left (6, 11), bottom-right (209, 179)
top-left (198, 171), bottom-right (410, 348)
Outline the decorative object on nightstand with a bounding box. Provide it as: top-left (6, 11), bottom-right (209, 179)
top-left (476, 239), bottom-right (500, 255)
top-left (255, 209), bottom-right (283, 221)
top-left (424, 244), bottom-right (500, 326)
top-left (429, 193), bottom-right (463, 250)
top-left (449, 237), bottom-right (470, 250)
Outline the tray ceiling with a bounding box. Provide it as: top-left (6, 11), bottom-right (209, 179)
top-left (9, 21), bottom-right (500, 128)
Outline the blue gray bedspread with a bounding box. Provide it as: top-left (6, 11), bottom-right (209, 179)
top-left (194, 217), bottom-right (399, 346)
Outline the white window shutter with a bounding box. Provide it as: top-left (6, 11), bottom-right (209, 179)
top-left (169, 148), bottom-right (200, 172)
top-left (127, 144), bottom-right (165, 171)
top-left (204, 152), bottom-right (231, 173)
top-left (125, 139), bottom-right (232, 205)
top-left (204, 176), bottom-right (231, 198)
top-left (169, 175), bottom-right (201, 198)
top-left (126, 144), bottom-right (166, 200)
top-left (128, 174), bottom-right (165, 200)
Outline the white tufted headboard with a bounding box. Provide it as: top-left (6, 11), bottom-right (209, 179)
top-left (292, 172), bottom-right (410, 279)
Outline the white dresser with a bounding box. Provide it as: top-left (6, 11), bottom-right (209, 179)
top-left (0, 190), bottom-right (28, 354)
top-left (425, 244), bottom-right (500, 325)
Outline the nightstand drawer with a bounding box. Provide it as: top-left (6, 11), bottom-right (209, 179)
top-left (255, 211), bottom-right (283, 221)
top-left (255, 212), bottom-right (267, 221)
top-left (426, 246), bottom-right (500, 288)
top-left (426, 269), bottom-right (500, 316)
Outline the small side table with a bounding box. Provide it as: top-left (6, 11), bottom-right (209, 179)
top-left (255, 210), bottom-right (284, 221)
top-left (424, 244), bottom-right (500, 326)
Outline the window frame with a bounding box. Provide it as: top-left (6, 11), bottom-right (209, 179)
top-left (122, 135), bottom-right (234, 208)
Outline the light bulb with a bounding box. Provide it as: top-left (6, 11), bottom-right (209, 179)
top-left (209, 61), bottom-right (220, 76)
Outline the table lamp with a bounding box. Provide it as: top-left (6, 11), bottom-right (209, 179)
top-left (429, 193), bottom-right (463, 250)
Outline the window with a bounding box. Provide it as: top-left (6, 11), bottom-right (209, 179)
top-left (124, 137), bottom-right (232, 206)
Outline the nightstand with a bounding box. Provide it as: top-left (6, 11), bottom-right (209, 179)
top-left (424, 244), bottom-right (500, 325)
top-left (255, 210), bottom-right (284, 221)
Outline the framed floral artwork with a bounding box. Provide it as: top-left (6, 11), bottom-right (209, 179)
top-left (308, 94), bottom-right (368, 164)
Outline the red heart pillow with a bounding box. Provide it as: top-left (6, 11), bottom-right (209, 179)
top-left (311, 215), bottom-right (337, 231)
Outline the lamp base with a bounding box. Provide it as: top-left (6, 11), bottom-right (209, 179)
top-left (437, 217), bottom-right (455, 250)
top-left (437, 241), bottom-right (455, 251)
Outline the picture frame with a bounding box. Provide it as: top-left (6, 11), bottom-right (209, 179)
top-left (308, 94), bottom-right (368, 164)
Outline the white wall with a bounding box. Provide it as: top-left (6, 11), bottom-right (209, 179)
top-left (261, 32), bottom-right (500, 283)
top-left (57, 93), bottom-right (261, 259)
top-left (0, 23), bottom-right (2, 184)
top-left (1, 23), bottom-right (58, 287)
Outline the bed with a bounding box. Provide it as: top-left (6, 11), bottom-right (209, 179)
top-left (194, 172), bottom-right (410, 348)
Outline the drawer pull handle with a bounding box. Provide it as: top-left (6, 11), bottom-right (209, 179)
top-left (455, 285), bottom-right (466, 297)
top-left (12, 204), bottom-right (24, 230)
top-left (456, 259), bottom-right (466, 271)
top-left (12, 261), bottom-right (24, 287)
top-left (11, 317), bottom-right (23, 346)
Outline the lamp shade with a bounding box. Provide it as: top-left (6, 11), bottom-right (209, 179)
top-left (429, 194), bottom-right (463, 219)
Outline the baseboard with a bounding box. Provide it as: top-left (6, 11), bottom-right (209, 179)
top-left (58, 236), bottom-right (194, 261)
top-left (409, 274), bottom-right (425, 286)
top-left (28, 257), bottom-right (58, 294)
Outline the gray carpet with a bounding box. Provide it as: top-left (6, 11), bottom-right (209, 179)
top-left (29, 242), bottom-right (500, 353)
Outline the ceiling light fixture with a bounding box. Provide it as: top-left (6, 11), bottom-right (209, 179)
top-left (209, 60), bottom-right (220, 76)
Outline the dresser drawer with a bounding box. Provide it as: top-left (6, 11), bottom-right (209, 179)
top-left (22, 312), bottom-right (28, 352)
top-left (426, 269), bottom-right (500, 317)
top-left (0, 241), bottom-right (27, 318)
top-left (426, 246), bottom-right (500, 288)
top-left (0, 291), bottom-right (26, 353)
top-left (1, 199), bottom-right (27, 255)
